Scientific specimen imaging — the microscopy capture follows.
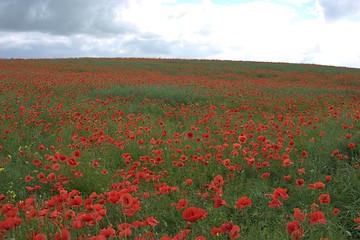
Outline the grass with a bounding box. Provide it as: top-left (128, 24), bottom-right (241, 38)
top-left (0, 58), bottom-right (359, 239)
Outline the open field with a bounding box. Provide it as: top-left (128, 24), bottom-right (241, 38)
top-left (0, 58), bottom-right (359, 239)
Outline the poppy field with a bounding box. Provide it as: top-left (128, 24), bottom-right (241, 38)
top-left (0, 58), bottom-right (359, 239)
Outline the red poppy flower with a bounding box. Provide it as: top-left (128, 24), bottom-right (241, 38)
top-left (295, 178), bottom-right (304, 187)
top-left (54, 229), bottom-right (71, 240)
top-left (264, 194), bottom-right (282, 209)
top-left (318, 194), bottom-right (330, 204)
top-left (213, 175), bottom-right (225, 187)
top-left (120, 193), bottom-right (133, 208)
top-left (238, 135), bottom-right (247, 143)
top-left (73, 150), bottom-right (81, 158)
top-left (282, 159), bottom-right (293, 167)
top-left (268, 196), bottom-right (282, 209)
top-left (174, 229), bottom-right (191, 239)
top-left (67, 158), bottom-right (79, 167)
top-left (185, 179), bottom-right (193, 185)
top-left (144, 216), bottom-right (159, 227)
top-left (291, 228), bottom-right (304, 240)
top-left (33, 233), bottom-right (47, 240)
top-left (286, 220), bottom-right (300, 234)
top-left (235, 196), bottom-right (252, 210)
top-left (293, 208), bottom-right (307, 222)
top-left (211, 227), bottom-right (222, 236)
top-left (119, 228), bottom-right (132, 238)
top-left (261, 172), bottom-right (270, 179)
top-left (273, 188), bottom-right (288, 200)
top-left (348, 142), bottom-right (355, 149)
top-left (214, 197), bottom-right (228, 208)
top-left (99, 227), bottom-right (116, 238)
top-left (332, 208), bottom-right (341, 215)
top-left (309, 211), bottom-right (326, 225)
top-left (176, 199), bottom-right (189, 210)
top-left (325, 175), bottom-right (332, 182)
top-left (283, 175), bottom-right (291, 181)
top-left (38, 144), bottom-right (46, 151)
top-left (52, 163), bottom-right (61, 171)
top-left (229, 224), bottom-right (241, 239)
top-left (25, 174), bottom-right (34, 182)
top-left (182, 207), bottom-right (207, 222)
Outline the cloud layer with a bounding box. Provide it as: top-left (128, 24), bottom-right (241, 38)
top-left (0, 0), bottom-right (359, 68)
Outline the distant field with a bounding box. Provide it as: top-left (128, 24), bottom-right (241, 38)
top-left (0, 58), bottom-right (359, 239)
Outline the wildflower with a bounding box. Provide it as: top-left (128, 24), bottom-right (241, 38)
top-left (38, 144), bottom-right (46, 151)
top-left (348, 143), bottom-right (355, 149)
top-left (274, 188), bottom-right (289, 200)
top-left (332, 208), bottom-right (341, 215)
top-left (309, 211), bottom-right (326, 225)
top-left (293, 208), bottom-right (307, 222)
top-left (212, 175), bottom-right (225, 187)
top-left (214, 197), bottom-right (228, 208)
top-left (264, 194), bottom-right (282, 209)
top-left (238, 135), bottom-right (247, 143)
top-left (99, 226), bottom-right (116, 238)
top-left (268, 196), bottom-right (282, 209)
top-left (182, 207), bottom-right (207, 222)
top-left (73, 150), bottom-right (81, 158)
top-left (295, 179), bottom-right (304, 187)
top-left (144, 216), bottom-right (159, 227)
top-left (211, 227), bottom-right (222, 236)
top-left (283, 175), bottom-right (291, 181)
top-left (176, 199), bottom-right (189, 210)
top-left (325, 175), bottom-right (332, 182)
top-left (185, 179), bottom-right (192, 185)
top-left (33, 233), bottom-right (47, 240)
top-left (282, 159), bottom-right (293, 167)
top-left (174, 229), bottom-right (191, 239)
top-left (332, 149), bottom-right (339, 155)
top-left (297, 168), bottom-right (305, 174)
top-left (235, 196), bottom-right (252, 210)
top-left (261, 172), bottom-right (270, 179)
top-left (67, 158), bottom-right (79, 167)
top-left (54, 229), bottom-right (71, 240)
top-left (286, 221), bottom-right (304, 240)
top-left (119, 228), bottom-right (132, 238)
top-left (25, 174), bottom-right (34, 182)
top-left (318, 194), bottom-right (330, 204)
top-left (286, 220), bottom-right (300, 234)
top-left (228, 224), bottom-right (241, 239)
top-left (120, 193), bottom-right (133, 208)
top-left (187, 132), bottom-right (194, 139)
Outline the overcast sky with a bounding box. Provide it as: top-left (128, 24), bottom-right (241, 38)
top-left (0, 0), bottom-right (360, 68)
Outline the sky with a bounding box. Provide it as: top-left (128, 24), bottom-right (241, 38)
top-left (0, 0), bottom-right (360, 69)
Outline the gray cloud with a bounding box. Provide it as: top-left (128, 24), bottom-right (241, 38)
top-left (0, 31), bottom-right (175, 59)
top-left (318, 0), bottom-right (360, 22)
top-left (0, 0), bottom-right (134, 35)
top-left (0, 0), bottom-right (177, 58)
